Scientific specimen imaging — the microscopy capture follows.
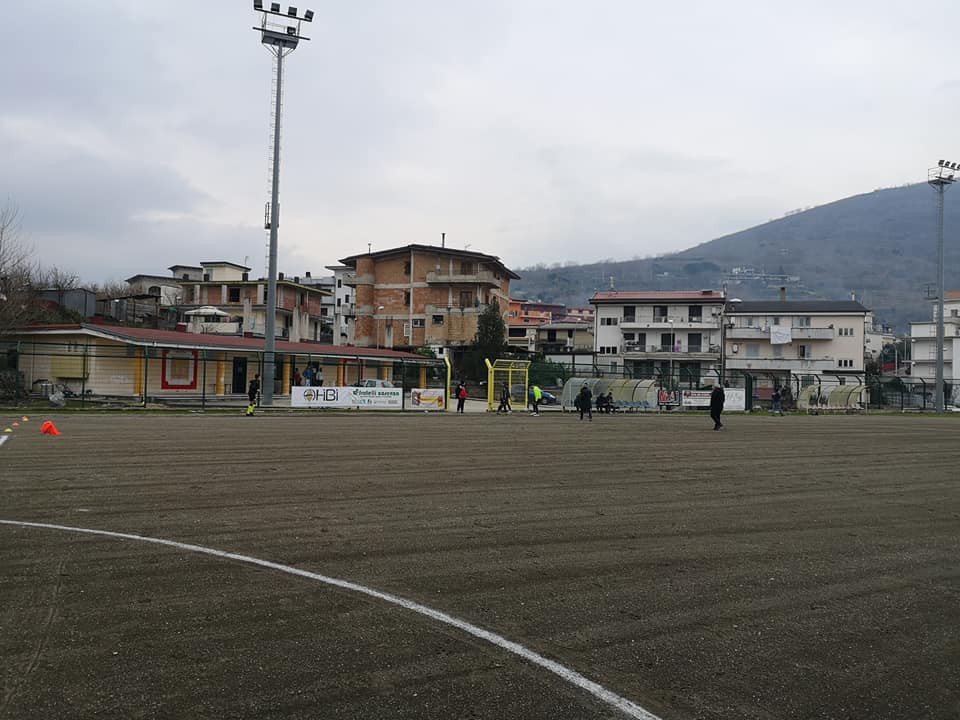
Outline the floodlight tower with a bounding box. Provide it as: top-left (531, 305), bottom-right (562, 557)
top-left (252, 1), bottom-right (313, 405)
top-left (928, 159), bottom-right (956, 413)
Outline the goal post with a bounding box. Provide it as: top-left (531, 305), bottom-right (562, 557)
top-left (485, 358), bottom-right (531, 412)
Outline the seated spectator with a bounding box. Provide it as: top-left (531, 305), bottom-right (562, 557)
top-left (605, 392), bottom-right (617, 413)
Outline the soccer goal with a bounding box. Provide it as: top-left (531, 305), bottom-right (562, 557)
top-left (485, 359), bottom-right (531, 412)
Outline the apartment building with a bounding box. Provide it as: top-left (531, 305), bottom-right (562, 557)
top-left (590, 290), bottom-right (725, 379)
top-left (170, 261), bottom-right (330, 342)
top-left (910, 290), bottom-right (960, 402)
top-left (536, 321), bottom-right (595, 366)
top-left (724, 299), bottom-right (870, 383)
top-left (338, 245), bottom-right (518, 352)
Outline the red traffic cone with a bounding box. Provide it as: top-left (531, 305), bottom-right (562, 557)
top-left (40, 421), bottom-right (61, 436)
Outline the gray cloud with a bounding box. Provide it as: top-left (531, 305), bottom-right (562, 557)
top-left (3, 0), bottom-right (960, 284)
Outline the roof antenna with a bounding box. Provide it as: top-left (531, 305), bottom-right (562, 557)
top-left (441, 232), bottom-right (445, 248)
top-left (367, 242), bottom-right (371, 254)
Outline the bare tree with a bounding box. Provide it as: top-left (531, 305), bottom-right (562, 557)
top-left (0, 200), bottom-right (38, 334)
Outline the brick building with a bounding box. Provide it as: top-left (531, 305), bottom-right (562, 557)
top-left (338, 245), bottom-right (519, 352)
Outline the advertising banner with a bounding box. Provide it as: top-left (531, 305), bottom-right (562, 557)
top-left (681, 390), bottom-right (712, 407)
top-left (680, 388), bottom-right (746, 411)
top-left (410, 388), bottom-right (446, 410)
top-left (290, 386), bottom-right (403, 409)
top-left (657, 388), bottom-right (680, 406)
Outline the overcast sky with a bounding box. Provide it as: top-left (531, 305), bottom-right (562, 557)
top-left (2, 1), bottom-right (958, 284)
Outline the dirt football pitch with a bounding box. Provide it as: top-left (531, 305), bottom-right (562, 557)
top-left (1, 411), bottom-right (958, 720)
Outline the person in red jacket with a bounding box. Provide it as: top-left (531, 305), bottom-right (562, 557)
top-left (456, 381), bottom-right (467, 414)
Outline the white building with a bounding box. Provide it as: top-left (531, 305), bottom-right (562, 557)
top-left (325, 264), bottom-right (356, 346)
top-left (590, 291), bottom-right (725, 381)
top-left (724, 300), bottom-right (870, 385)
top-left (909, 291), bottom-right (960, 403)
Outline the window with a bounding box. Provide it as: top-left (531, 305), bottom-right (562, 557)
top-left (601, 317), bottom-right (618, 326)
top-left (403, 261), bottom-right (411, 275)
top-left (623, 306), bottom-right (636, 322)
top-left (772, 344), bottom-right (783, 358)
top-left (689, 306), bottom-right (702, 321)
top-left (460, 261), bottom-right (473, 275)
top-left (623, 332), bottom-right (635, 341)
top-left (799, 344), bottom-right (811, 358)
top-left (432, 315), bottom-right (444, 325)
top-left (660, 333), bottom-right (673, 350)
top-left (228, 286), bottom-right (241, 302)
top-left (839, 327), bottom-right (855, 337)
top-left (459, 290), bottom-right (472, 307)
top-left (745, 343), bottom-right (759, 358)
top-left (547, 329), bottom-right (557, 342)
top-left (508, 328), bottom-right (527, 338)
top-left (797, 316), bottom-right (812, 328)
top-left (770, 316), bottom-right (780, 326)
top-left (404, 290), bottom-right (411, 305)
top-left (299, 293), bottom-right (305, 305)
top-left (838, 359), bottom-right (855, 368)
top-left (412, 318), bottom-right (425, 328)
top-left (321, 308), bottom-right (328, 316)
top-left (688, 333), bottom-right (702, 352)
top-left (336, 298), bottom-right (341, 307)
top-left (653, 305), bottom-right (668, 320)
top-left (746, 317), bottom-right (755, 327)
top-left (337, 279), bottom-right (342, 288)
top-left (567, 329), bottom-right (573, 338)
top-left (952, 309), bottom-right (959, 317)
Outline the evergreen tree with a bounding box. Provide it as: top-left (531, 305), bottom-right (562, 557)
top-left (475, 300), bottom-right (507, 361)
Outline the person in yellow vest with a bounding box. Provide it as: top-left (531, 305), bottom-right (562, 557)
top-left (530, 384), bottom-right (543, 416)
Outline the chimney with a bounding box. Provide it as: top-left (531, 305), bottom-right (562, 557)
top-left (779, 286), bottom-right (786, 301)
top-left (278, 272), bottom-right (285, 281)
top-left (305, 271), bottom-right (311, 278)
top-left (242, 271), bottom-right (249, 281)
top-left (294, 276), bottom-right (300, 284)
top-left (442, 232), bottom-right (446, 248)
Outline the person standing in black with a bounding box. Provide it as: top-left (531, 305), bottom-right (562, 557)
top-left (710, 383), bottom-right (725, 430)
top-left (247, 373), bottom-right (260, 416)
top-left (578, 383), bottom-right (593, 421)
top-left (497, 382), bottom-right (512, 414)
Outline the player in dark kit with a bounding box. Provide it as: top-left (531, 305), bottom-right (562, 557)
top-left (247, 373), bottom-right (260, 416)
top-left (710, 384), bottom-right (725, 430)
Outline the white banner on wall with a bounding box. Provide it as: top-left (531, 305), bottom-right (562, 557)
top-left (290, 386), bottom-right (403, 409)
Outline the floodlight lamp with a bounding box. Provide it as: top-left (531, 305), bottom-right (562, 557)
top-left (270, 2), bottom-right (280, 11)
top-left (288, 6), bottom-right (297, 16)
top-left (939, 159), bottom-right (945, 167)
top-left (286, 25), bottom-right (296, 35)
top-left (304, 9), bottom-right (313, 21)
top-left (254, 0), bottom-right (263, 9)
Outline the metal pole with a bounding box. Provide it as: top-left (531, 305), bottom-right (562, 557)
top-left (935, 183), bottom-right (946, 413)
top-left (263, 48), bottom-right (284, 406)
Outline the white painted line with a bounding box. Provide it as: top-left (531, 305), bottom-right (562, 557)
top-left (0, 519), bottom-right (660, 720)
top-left (0, 436), bottom-right (9, 448)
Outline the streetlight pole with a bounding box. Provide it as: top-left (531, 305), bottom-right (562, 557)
top-left (668, 318), bottom-right (674, 391)
top-left (253, 2), bottom-right (312, 406)
top-left (928, 160), bottom-right (956, 413)
top-left (376, 305), bottom-right (385, 349)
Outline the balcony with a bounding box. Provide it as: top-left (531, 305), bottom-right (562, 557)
top-left (727, 326), bottom-right (835, 340)
top-left (623, 343), bottom-right (720, 358)
top-left (540, 342), bottom-right (594, 354)
top-left (726, 357), bottom-right (840, 371)
top-left (425, 270), bottom-right (500, 287)
top-left (340, 303), bottom-right (357, 317)
top-left (622, 314), bottom-right (719, 330)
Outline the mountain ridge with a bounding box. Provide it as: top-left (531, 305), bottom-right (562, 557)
top-left (511, 183), bottom-right (960, 331)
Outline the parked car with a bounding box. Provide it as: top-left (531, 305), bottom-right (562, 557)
top-left (354, 379), bottom-right (395, 388)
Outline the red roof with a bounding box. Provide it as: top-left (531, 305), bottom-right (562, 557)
top-left (591, 291), bottom-right (724, 302)
top-left (12, 323), bottom-right (430, 361)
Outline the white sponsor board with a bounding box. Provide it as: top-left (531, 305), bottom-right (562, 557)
top-left (410, 388), bottom-right (446, 410)
top-left (680, 388), bottom-right (746, 412)
top-left (290, 386), bottom-right (403, 409)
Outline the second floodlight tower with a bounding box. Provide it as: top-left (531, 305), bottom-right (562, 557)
top-left (928, 159), bottom-right (957, 413)
top-left (252, 1), bottom-right (313, 405)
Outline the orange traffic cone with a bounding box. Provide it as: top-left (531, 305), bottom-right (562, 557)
top-left (40, 421), bottom-right (61, 436)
